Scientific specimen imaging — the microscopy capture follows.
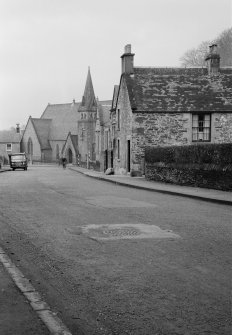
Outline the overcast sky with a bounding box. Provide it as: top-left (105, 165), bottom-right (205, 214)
top-left (0, 0), bottom-right (231, 130)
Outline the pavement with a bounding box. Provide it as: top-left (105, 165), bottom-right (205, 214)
top-left (0, 259), bottom-right (50, 335)
top-left (69, 166), bottom-right (232, 206)
top-left (0, 164), bottom-right (231, 335)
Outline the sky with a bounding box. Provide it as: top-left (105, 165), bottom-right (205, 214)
top-left (0, 0), bottom-right (231, 130)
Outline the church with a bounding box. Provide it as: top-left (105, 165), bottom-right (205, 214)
top-left (21, 68), bottom-right (111, 170)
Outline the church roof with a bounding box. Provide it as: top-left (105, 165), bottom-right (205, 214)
top-left (41, 102), bottom-right (80, 140)
top-left (79, 68), bottom-right (97, 111)
top-left (124, 67), bottom-right (232, 112)
top-left (62, 132), bottom-right (78, 155)
top-left (30, 118), bottom-right (52, 150)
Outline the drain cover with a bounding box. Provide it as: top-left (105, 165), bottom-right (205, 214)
top-left (82, 224), bottom-right (180, 240)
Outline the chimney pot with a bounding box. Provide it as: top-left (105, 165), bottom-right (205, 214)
top-left (121, 44), bottom-right (135, 74)
top-left (205, 44), bottom-right (220, 75)
top-left (124, 44), bottom-right (131, 54)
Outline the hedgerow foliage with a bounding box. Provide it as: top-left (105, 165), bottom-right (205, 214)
top-left (145, 143), bottom-right (232, 166)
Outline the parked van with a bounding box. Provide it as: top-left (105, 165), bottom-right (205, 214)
top-left (9, 153), bottom-right (28, 171)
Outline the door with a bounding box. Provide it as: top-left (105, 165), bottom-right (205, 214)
top-left (127, 140), bottom-right (131, 173)
top-left (111, 150), bottom-right (113, 168)
top-left (104, 150), bottom-right (108, 171)
top-left (68, 149), bottom-right (73, 163)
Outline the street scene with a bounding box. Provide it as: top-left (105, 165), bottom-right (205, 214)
top-left (0, 166), bottom-right (231, 334)
top-left (0, 0), bottom-right (232, 334)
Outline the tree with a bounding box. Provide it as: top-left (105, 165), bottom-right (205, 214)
top-left (180, 28), bottom-right (232, 67)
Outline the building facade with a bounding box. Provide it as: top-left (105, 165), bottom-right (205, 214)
top-left (110, 44), bottom-right (232, 176)
top-left (0, 125), bottom-right (22, 164)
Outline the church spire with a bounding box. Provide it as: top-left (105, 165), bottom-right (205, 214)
top-left (81, 67), bottom-right (97, 110)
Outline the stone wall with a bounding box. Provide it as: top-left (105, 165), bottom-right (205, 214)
top-left (213, 113), bottom-right (232, 143)
top-left (21, 120), bottom-right (42, 161)
top-left (113, 78), bottom-right (133, 175)
top-left (132, 113), bottom-right (191, 174)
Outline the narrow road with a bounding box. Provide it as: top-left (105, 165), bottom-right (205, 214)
top-left (0, 166), bottom-right (231, 335)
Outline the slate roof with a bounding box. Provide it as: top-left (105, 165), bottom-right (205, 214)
top-left (30, 118), bottom-right (52, 150)
top-left (70, 134), bottom-right (78, 154)
top-left (62, 132), bottom-right (78, 155)
top-left (41, 103), bottom-right (80, 140)
top-left (124, 67), bottom-right (232, 112)
top-left (111, 85), bottom-right (119, 111)
top-left (0, 130), bottom-right (21, 143)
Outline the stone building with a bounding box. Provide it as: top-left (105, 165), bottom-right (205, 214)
top-left (21, 101), bottom-right (79, 163)
top-left (21, 68), bottom-right (111, 165)
top-left (0, 125), bottom-right (22, 164)
top-left (110, 44), bottom-right (232, 176)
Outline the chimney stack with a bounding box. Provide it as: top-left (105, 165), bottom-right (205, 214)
top-left (205, 44), bottom-right (220, 75)
top-left (121, 44), bottom-right (135, 74)
top-left (16, 123), bottom-right (20, 133)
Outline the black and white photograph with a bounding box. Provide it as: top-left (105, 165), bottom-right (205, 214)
top-left (0, 0), bottom-right (231, 334)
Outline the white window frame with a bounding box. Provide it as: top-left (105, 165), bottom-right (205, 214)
top-left (192, 114), bottom-right (211, 142)
top-left (6, 143), bottom-right (12, 152)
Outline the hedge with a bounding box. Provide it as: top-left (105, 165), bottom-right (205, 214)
top-left (145, 143), bottom-right (232, 167)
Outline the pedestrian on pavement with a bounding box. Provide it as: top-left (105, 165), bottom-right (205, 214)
top-left (62, 157), bottom-right (67, 169)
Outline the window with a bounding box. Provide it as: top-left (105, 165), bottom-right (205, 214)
top-left (117, 109), bottom-right (120, 130)
top-left (192, 114), bottom-right (211, 142)
top-left (117, 139), bottom-right (120, 159)
top-left (6, 143), bottom-right (12, 151)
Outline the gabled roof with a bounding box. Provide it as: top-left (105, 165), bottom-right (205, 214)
top-left (62, 132), bottom-right (78, 155)
top-left (0, 130), bottom-right (21, 143)
top-left (111, 85), bottom-right (119, 111)
top-left (41, 102), bottom-right (79, 140)
top-left (79, 68), bottom-right (97, 111)
top-left (123, 67), bottom-right (232, 112)
top-left (30, 118), bottom-right (52, 150)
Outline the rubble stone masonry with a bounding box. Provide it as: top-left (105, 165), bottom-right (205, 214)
top-left (132, 112), bottom-right (191, 173)
top-left (213, 113), bottom-right (232, 143)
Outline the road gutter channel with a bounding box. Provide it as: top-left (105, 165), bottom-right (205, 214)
top-left (0, 246), bottom-right (72, 335)
top-left (69, 168), bottom-right (232, 206)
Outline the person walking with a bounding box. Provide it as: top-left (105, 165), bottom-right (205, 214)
top-left (62, 157), bottom-right (67, 169)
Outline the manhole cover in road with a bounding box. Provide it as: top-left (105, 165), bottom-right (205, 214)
top-left (82, 224), bottom-right (180, 240)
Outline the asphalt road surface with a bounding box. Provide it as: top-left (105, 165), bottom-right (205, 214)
top-left (0, 166), bottom-right (231, 335)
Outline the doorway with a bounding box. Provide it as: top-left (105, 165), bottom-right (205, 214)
top-left (68, 148), bottom-right (73, 163)
top-left (111, 150), bottom-right (113, 168)
top-left (127, 140), bottom-right (131, 173)
top-left (104, 150), bottom-right (108, 171)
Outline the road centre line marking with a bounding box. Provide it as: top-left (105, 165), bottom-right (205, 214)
top-left (0, 246), bottom-right (72, 335)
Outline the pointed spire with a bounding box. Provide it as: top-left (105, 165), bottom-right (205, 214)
top-left (81, 67), bottom-right (96, 110)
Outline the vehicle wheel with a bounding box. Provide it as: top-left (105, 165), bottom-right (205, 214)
top-left (13, 168), bottom-right (15, 171)
top-left (25, 167), bottom-right (27, 171)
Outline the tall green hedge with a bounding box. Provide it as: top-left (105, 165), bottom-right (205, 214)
top-left (145, 143), bottom-right (232, 166)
